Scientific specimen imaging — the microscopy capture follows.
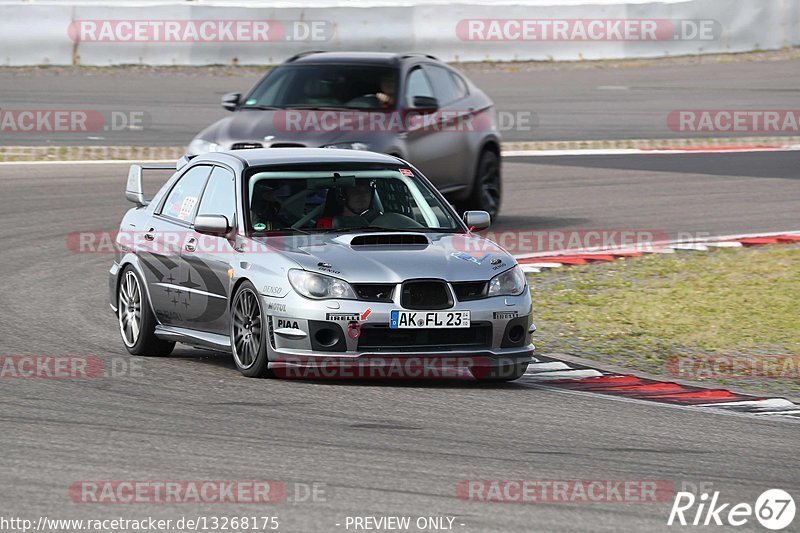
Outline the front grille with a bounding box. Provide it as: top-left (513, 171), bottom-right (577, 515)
top-left (231, 142), bottom-right (263, 150)
top-left (400, 280), bottom-right (452, 310)
top-left (352, 283), bottom-right (395, 303)
top-left (358, 323), bottom-right (492, 351)
top-left (452, 281), bottom-right (488, 301)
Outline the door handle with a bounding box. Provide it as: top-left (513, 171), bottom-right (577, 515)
top-left (144, 228), bottom-right (155, 241)
top-left (185, 238), bottom-right (197, 252)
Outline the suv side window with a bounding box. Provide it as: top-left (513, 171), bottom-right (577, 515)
top-left (159, 165), bottom-right (212, 222)
top-left (196, 166), bottom-right (237, 227)
top-left (405, 67), bottom-right (434, 107)
top-left (425, 65), bottom-right (467, 106)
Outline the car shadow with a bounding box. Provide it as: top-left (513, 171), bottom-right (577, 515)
top-left (171, 348), bottom-right (531, 389)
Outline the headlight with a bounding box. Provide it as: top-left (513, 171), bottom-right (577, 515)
top-left (488, 265), bottom-right (526, 297)
top-left (288, 269), bottom-right (358, 300)
top-left (322, 142), bottom-right (369, 151)
top-left (187, 139), bottom-right (220, 155)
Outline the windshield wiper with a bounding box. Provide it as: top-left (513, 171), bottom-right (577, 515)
top-left (253, 227), bottom-right (312, 235)
top-left (350, 226), bottom-right (439, 233)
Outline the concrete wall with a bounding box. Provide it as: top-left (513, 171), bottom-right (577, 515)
top-left (0, 0), bottom-right (797, 66)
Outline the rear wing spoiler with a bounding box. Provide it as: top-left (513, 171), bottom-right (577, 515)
top-left (125, 155), bottom-right (194, 207)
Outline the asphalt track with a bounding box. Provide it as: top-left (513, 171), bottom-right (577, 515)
top-left (2, 56), bottom-right (800, 145)
top-left (1, 153), bottom-right (798, 532)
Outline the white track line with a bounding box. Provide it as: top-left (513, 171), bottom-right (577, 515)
top-left (0, 159), bottom-right (175, 166)
top-left (526, 361), bottom-right (573, 372)
top-left (503, 146), bottom-right (800, 157)
top-left (703, 241), bottom-right (744, 248)
top-left (669, 243), bottom-right (709, 251)
top-left (523, 369), bottom-right (604, 380)
top-left (695, 398), bottom-right (796, 409)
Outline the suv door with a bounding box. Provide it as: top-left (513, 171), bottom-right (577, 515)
top-left (181, 165), bottom-right (238, 335)
top-left (422, 64), bottom-right (474, 181)
top-left (140, 164), bottom-right (212, 326)
top-left (402, 64), bottom-right (470, 193)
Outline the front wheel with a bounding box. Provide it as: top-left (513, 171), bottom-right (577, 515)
top-left (462, 149), bottom-right (501, 220)
top-left (230, 281), bottom-right (273, 378)
top-left (117, 266), bottom-right (174, 356)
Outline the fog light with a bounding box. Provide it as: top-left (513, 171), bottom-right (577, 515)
top-left (508, 325), bottom-right (525, 344)
top-left (315, 328), bottom-right (340, 347)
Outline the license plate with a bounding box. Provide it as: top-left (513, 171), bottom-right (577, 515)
top-left (390, 310), bottom-right (471, 329)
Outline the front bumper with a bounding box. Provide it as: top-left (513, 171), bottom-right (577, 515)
top-left (260, 289), bottom-right (535, 373)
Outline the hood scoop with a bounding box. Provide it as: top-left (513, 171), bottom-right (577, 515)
top-left (349, 233), bottom-right (430, 247)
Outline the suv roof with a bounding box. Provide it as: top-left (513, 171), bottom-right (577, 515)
top-left (286, 51), bottom-right (439, 65)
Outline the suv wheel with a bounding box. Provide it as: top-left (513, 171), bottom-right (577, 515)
top-left (463, 150), bottom-right (501, 219)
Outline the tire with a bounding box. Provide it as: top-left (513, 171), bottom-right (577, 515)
top-left (474, 362), bottom-right (528, 383)
top-left (117, 266), bottom-right (175, 356)
top-left (230, 281), bottom-right (274, 378)
top-left (462, 149), bottom-right (502, 220)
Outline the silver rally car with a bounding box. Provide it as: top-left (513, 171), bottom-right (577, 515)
top-left (110, 148), bottom-right (534, 380)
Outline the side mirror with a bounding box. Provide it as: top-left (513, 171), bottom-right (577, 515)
top-left (221, 92), bottom-right (241, 112)
top-left (194, 214), bottom-right (231, 235)
top-left (463, 210), bottom-right (490, 231)
top-left (412, 95), bottom-right (439, 113)
top-left (125, 164), bottom-right (148, 207)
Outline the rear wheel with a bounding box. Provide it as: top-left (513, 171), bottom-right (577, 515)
top-left (462, 149), bottom-right (501, 220)
top-left (230, 281), bottom-right (273, 378)
top-left (118, 266), bottom-right (174, 356)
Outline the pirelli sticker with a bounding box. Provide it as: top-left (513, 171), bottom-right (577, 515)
top-left (326, 313), bottom-right (360, 321)
top-left (493, 311), bottom-right (519, 320)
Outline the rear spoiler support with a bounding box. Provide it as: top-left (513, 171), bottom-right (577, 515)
top-left (126, 158), bottom-right (191, 206)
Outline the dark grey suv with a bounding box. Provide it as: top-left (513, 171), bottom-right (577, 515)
top-left (188, 52), bottom-right (502, 217)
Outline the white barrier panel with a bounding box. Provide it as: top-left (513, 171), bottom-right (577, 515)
top-left (0, 0), bottom-right (797, 66)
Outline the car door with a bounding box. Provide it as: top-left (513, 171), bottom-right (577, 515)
top-left (402, 64), bottom-right (470, 193)
top-left (180, 165), bottom-right (238, 335)
top-left (140, 164), bottom-right (212, 327)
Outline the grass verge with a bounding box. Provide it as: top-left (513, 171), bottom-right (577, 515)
top-left (529, 245), bottom-right (800, 396)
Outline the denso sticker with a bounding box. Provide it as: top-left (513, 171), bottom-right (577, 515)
top-left (263, 285), bottom-right (285, 297)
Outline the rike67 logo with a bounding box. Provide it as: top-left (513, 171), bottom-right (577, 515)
top-left (668, 489), bottom-right (795, 530)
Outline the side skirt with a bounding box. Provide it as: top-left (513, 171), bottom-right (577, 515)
top-left (155, 325), bottom-right (232, 353)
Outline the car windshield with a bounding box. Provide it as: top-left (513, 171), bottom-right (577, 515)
top-left (241, 65), bottom-right (398, 111)
top-left (246, 167), bottom-right (461, 233)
